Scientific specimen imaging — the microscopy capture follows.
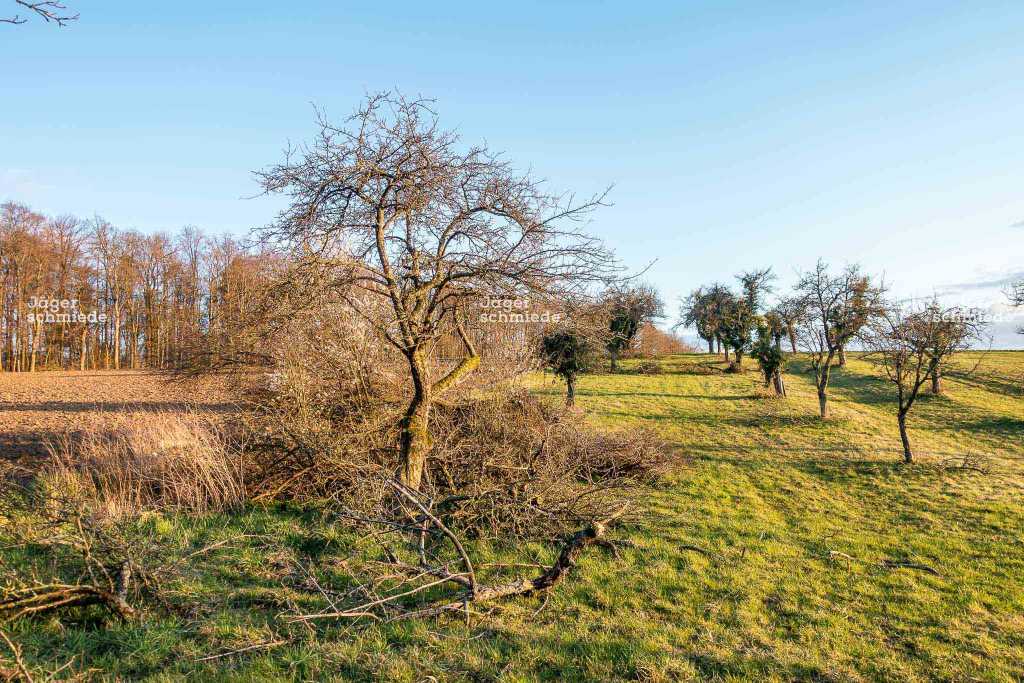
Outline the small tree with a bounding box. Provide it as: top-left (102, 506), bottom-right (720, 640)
top-left (679, 286), bottom-right (719, 354)
top-left (794, 260), bottom-right (883, 418)
top-left (1009, 280), bottom-right (1023, 337)
top-left (541, 329), bottom-right (597, 407)
top-left (860, 303), bottom-right (982, 463)
top-left (605, 284), bottom-right (663, 371)
top-left (717, 269), bottom-right (774, 372)
top-left (775, 296), bottom-right (807, 353)
top-left (751, 322), bottom-right (786, 396)
top-left (921, 301), bottom-right (986, 394)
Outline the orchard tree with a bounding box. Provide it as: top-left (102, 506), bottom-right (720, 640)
top-left (860, 302), bottom-right (982, 463)
top-left (920, 300), bottom-right (986, 395)
top-left (717, 268), bottom-right (774, 372)
top-left (774, 296), bottom-right (806, 353)
top-left (605, 283), bottom-right (663, 371)
top-left (794, 260), bottom-right (884, 418)
top-left (751, 322), bottom-right (786, 396)
top-left (256, 93), bottom-right (618, 490)
top-left (679, 286), bottom-right (721, 354)
top-left (541, 329), bottom-right (597, 407)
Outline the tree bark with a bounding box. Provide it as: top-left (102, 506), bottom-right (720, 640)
top-left (818, 390), bottom-right (829, 418)
top-left (773, 370), bottom-right (786, 397)
top-left (609, 350), bottom-right (618, 372)
top-left (398, 351), bottom-right (432, 491)
top-left (788, 327), bottom-right (797, 353)
top-left (566, 373), bottom-right (576, 407)
top-left (837, 344), bottom-right (847, 367)
top-left (707, 338), bottom-right (714, 354)
top-left (898, 411), bottom-right (912, 463)
top-left (930, 367), bottom-right (942, 395)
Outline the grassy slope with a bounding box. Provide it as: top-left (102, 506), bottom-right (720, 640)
top-left (7, 353), bottom-right (1024, 681)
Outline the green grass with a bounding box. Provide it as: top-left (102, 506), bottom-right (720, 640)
top-left (5, 353), bottom-right (1024, 681)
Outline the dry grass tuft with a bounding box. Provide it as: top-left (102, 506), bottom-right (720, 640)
top-left (41, 412), bottom-right (244, 517)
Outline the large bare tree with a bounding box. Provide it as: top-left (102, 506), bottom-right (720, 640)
top-left (255, 93), bottom-right (618, 490)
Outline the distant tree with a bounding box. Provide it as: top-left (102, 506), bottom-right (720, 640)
top-left (1010, 281), bottom-right (1024, 336)
top-left (860, 302), bottom-right (983, 463)
top-left (774, 296), bottom-right (807, 353)
top-left (717, 268), bottom-right (774, 372)
top-left (751, 322), bottom-right (786, 396)
top-left (705, 283), bottom-right (733, 360)
top-left (919, 300), bottom-right (987, 395)
top-left (541, 329), bottom-right (597, 407)
top-left (794, 260), bottom-right (884, 419)
top-left (605, 283), bottom-right (663, 371)
top-left (763, 309), bottom-right (786, 350)
top-left (2, 1), bottom-right (77, 26)
top-left (679, 286), bottom-right (723, 354)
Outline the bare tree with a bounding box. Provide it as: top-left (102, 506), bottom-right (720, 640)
top-left (794, 260), bottom-right (884, 418)
top-left (860, 301), bottom-right (983, 463)
top-left (255, 93), bottom-right (618, 490)
top-left (1, 0), bottom-right (77, 25)
top-left (774, 296), bottom-right (806, 353)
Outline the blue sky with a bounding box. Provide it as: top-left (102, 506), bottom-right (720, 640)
top-left (3, 1), bottom-right (1023, 345)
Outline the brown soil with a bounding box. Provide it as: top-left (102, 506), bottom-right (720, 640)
top-left (0, 370), bottom-right (240, 465)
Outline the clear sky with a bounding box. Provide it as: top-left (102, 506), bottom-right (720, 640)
top-left (3, 1), bottom-right (1023, 345)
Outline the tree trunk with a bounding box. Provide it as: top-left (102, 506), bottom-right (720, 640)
top-left (898, 411), bottom-right (912, 463)
top-left (707, 338), bottom-right (714, 354)
top-left (773, 370), bottom-right (786, 397)
top-left (930, 367), bottom-right (942, 395)
top-left (788, 327), bottom-right (797, 353)
top-left (398, 353), bottom-right (432, 491)
top-left (723, 344), bottom-right (730, 362)
top-left (79, 327), bottom-right (87, 371)
top-left (818, 390), bottom-right (829, 418)
top-left (609, 350), bottom-right (618, 373)
top-left (837, 344), bottom-right (847, 367)
top-left (566, 373), bottom-right (577, 407)
top-left (112, 298), bottom-right (121, 371)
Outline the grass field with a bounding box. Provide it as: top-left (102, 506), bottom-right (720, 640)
top-left (3, 353), bottom-right (1024, 681)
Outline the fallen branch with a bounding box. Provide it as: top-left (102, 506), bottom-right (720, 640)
top-left (289, 505), bottom-right (628, 624)
top-left (0, 582), bottom-right (135, 622)
top-left (195, 639), bottom-right (288, 662)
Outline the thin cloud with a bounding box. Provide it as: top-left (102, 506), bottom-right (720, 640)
top-left (935, 269), bottom-right (1024, 296)
top-left (1012, 219), bottom-right (1024, 229)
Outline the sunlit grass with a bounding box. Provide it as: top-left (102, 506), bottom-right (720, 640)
top-left (4, 352), bottom-right (1024, 681)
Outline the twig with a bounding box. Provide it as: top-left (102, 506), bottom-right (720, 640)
top-left (195, 639), bottom-right (287, 662)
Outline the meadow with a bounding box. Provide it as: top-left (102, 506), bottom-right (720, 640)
top-left (2, 352), bottom-right (1023, 681)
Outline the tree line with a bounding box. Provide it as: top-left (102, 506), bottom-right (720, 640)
top-left (0, 201), bottom-right (263, 373)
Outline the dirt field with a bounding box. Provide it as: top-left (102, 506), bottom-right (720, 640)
top-left (0, 370), bottom-right (239, 464)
